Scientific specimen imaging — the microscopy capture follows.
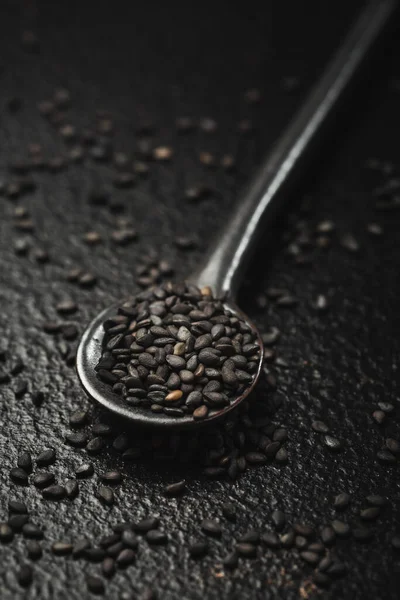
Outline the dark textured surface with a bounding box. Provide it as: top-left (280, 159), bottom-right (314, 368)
top-left (1, 1), bottom-right (400, 599)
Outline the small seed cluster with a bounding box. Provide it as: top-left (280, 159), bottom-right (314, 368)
top-left (96, 282), bottom-right (260, 419)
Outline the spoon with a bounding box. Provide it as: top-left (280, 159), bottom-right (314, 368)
top-left (77, 0), bottom-right (397, 428)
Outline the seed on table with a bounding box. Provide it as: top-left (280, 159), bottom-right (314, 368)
top-left (14, 379), bottom-right (29, 398)
top-left (92, 423), bottom-right (113, 437)
top-left (275, 447), bottom-right (288, 463)
top-left (100, 534), bottom-right (120, 549)
top-left (18, 451), bottom-right (33, 473)
top-left (367, 223), bottom-right (383, 236)
top-left (333, 492), bottom-right (350, 510)
top-left (98, 486), bottom-right (115, 506)
top-left (56, 300), bottom-right (77, 315)
top-left (72, 538), bottom-right (91, 558)
top-left (372, 410), bottom-right (386, 424)
top-left (8, 514), bottom-right (29, 531)
top-left (280, 530), bottom-right (295, 547)
top-left (221, 502), bottom-right (236, 522)
top-left (22, 523), bottom-right (44, 539)
top-left (331, 520), bottom-right (350, 537)
top-left (293, 524), bottom-right (314, 538)
top-left (386, 439), bottom-right (400, 454)
top-left (132, 517), bottom-right (159, 533)
top-left (321, 526), bottom-right (335, 546)
top-left (146, 530), bottom-right (168, 545)
top-left (236, 543), bottom-right (257, 557)
top-left (69, 409), bottom-right (88, 427)
top-left (376, 449), bottom-right (396, 464)
top-left (300, 551), bottom-right (319, 565)
top-left (86, 574), bottom-right (105, 595)
top-left (223, 551), bottom-right (238, 569)
top-left (312, 421), bottom-right (329, 433)
top-left (198, 117), bottom-right (218, 133)
top-left (17, 564), bottom-right (33, 588)
top-left (85, 548), bottom-right (107, 562)
top-left (112, 434), bottom-right (130, 453)
top-left (65, 479), bottom-right (79, 499)
top-left (164, 480), bottom-right (186, 496)
top-left (52, 541), bottom-right (73, 555)
top-left (102, 557), bottom-right (116, 578)
top-left (271, 510), bottom-right (286, 531)
top-left (86, 437), bottom-right (105, 455)
top-left (65, 432), bottom-right (88, 447)
top-left (261, 531), bottom-right (280, 548)
top-left (323, 435), bottom-right (343, 451)
top-left (0, 523), bottom-right (14, 543)
top-left (201, 519), bottom-right (222, 537)
top-left (101, 471), bottom-right (121, 485)
top-left (26, 540), bottom-right (42, 560)
top-left (83, 231), bottom-right (102, 245)
top-left (42, 485), bottom-right (66, 500)
top-left (121, 530), bottom-right (138, 550)
top-left (188, 540), bottom-right (208, 557)
top-left (36, 449), bottom-right (56, 467)
top-left (8, 500), bottom-right (28, 514)
top-left (116, 548), bottom-right (135, 567)
top-left (366, 495), bottom-right (387, 506)
top-left (153, 146), bottom-right (173, 161)
top-left (245, 452), bottom-right (267, 465)
top-left (378, 401), bottom-right (394, 413)
top-left (76, 463), bottom-right (94, 478)
top-left (10, 467), bottom-right (29, 485)
top-left (360, 507), bottom-right (381, 521)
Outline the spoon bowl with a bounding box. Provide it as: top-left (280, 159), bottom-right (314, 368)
top-left (76, 296), bottom-right (264, 429)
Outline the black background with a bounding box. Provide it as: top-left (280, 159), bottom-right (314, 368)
top-left (0, 1), bottom-right (400, 598)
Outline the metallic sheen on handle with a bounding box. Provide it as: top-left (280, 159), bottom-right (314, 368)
top-left (191, 0), bottom-right (397, 299)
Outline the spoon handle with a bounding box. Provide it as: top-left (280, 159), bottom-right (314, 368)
top-left (190, 0), bottom-right (397, 299)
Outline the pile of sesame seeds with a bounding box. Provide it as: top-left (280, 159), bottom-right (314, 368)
top-left (96, 282), bottom-right (261, 420)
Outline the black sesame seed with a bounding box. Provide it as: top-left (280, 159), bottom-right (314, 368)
top-left (271, 510), bottom-right (286, 531)
top-left (17, 564), bottom-right (33, 588)
top-left (360, 506), bottom-right (381, 521)
top-left (331, 520), bottom-right (350, 537)
top-left (201, 519), bottom-right (221, 537)
top-left (164, 480), bottom-right (186, 496)
top-left (17, 451), bottom-right (33, 473)
top-left (86, 575), bottom-right (105, 595)
top-left (52, 541), bottom-right (73, 555)
top-left (0, 523), bottom-right (14, 543)
top-left (8, 514), bottom-right (29, 531)
top-left (22, 523), bottom-right (44, 539)
top-left (116, 548), bottom-right (136, 567)
top-left (101, 471), bottom-right (121, 485)
top-left (10, 467), bottom-right (29, 485)
top-left (75, 463), bottom-right (95, 478)
top-left (333, 492), bottom-right (350, 510)
top-left (133, 517), bottom-right (159, 533)
top-left (26, 540), bottom-right (42, 560)
top-left (223, 551), bottom-right (238, 569)
top-left (146, 530), bottom-right (168, 545)
top-left (8, 500), bottom-right (28, 514)
top-left (42, 485), bottom-right (66, 500)
top-left (98, 486), bottom-right (115, 506)
top-left (261, 532), bottom-right (280, 548)
top-left (65, 432), bottom-right (88, 447)
top-left (36, 449), bottom-right (56, 467)
top-left (65, 479), bottom-right (79, 499)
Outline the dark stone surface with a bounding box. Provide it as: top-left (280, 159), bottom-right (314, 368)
top-left (0, 1), bottom-right (399, 599)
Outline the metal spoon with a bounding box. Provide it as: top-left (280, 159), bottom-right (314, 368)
top-left (77, 0), bottom-right (397, 428)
